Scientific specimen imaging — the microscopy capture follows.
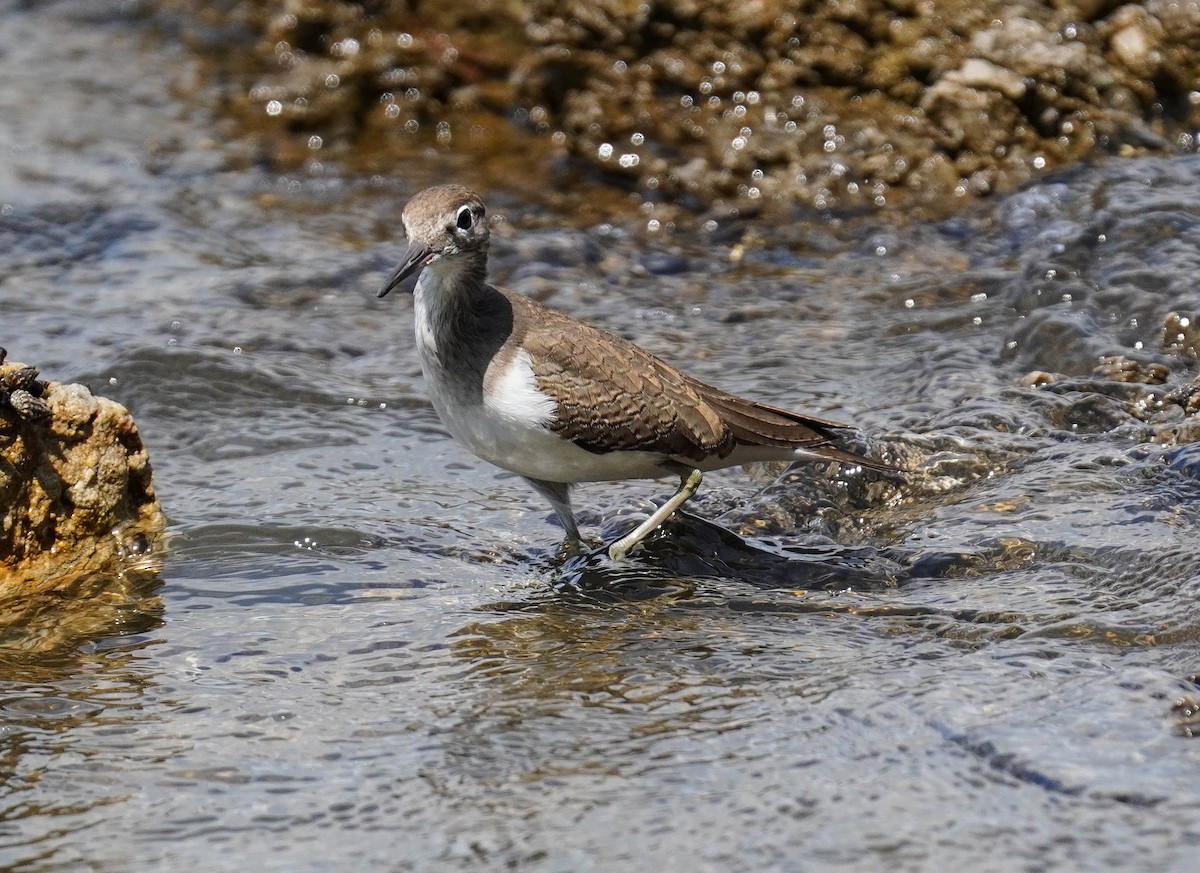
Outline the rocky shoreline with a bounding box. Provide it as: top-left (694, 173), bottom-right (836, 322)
top-left (159, 0), bottom-right (1200, 215)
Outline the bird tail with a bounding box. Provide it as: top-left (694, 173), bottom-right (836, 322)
top-left (701, 388), bottom-right (897, 474)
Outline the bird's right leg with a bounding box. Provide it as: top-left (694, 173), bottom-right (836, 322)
top-left (522, 477), bottom-right (583, 551)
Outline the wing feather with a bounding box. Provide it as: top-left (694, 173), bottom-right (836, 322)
top-left (506, 293), bottom-right (888, 471)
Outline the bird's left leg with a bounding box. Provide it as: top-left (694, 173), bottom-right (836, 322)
top-left (608, 462), bottom-right (703, 561)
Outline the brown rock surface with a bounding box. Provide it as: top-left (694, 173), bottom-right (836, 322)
top-left (0, 353), bottom-right (165, 651)
top-left (160, 0), bottom-right (1200, 216)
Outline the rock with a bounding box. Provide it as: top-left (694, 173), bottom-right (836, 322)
top-left (1106, 3), bottom-right (1170, 81)
top-left (1162, 311), bottom-right (1200, 359)
top-left (971, 17), bottom-right (1090, 83)
top-left (1092, 355), bottom-right (1169, 385)
top-left (1015, 314), bottom-right (1200, 447)
top-left (159, 0), bottom-right (1200, 216)
top-left (0, 352), bottom-right (165, 650)
top-left (946, 58), bottom-right (1027, 101)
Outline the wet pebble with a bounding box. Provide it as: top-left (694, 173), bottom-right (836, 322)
top-left (638, 251), bottom-right (689, 275)
top-left (506, 229), bottom-right (604, 267)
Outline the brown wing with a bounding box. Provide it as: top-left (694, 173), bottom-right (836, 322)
top-left (512, 296), bottom-right (732, 460)
top-left (508, 293), bottom-right (886, 469)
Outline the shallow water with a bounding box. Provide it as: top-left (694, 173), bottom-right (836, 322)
top-left (2, 3), bottom-right (1200, 871)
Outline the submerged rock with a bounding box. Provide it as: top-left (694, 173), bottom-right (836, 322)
top-left (0, 351), bottom-right (165, 648)
top-left (1014, 310), bottom-right (1200, 445)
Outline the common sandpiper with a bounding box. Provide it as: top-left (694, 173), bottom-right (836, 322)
top-left (378, 184), bottom-right (892, 561)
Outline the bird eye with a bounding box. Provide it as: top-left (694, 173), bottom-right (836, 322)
top-left (455, 205), bottom-right (474, 231)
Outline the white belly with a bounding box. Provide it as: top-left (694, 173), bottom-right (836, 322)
top-left (439, 403), bottom-right (671, 482)
top-left (423, 346), bottom-right (671, 483)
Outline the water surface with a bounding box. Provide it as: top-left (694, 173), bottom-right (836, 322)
top-left (1, 3), bottom-right (1199, 870)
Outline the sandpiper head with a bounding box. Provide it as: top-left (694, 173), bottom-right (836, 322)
top-left (378, 185), bottom-right (488, 298)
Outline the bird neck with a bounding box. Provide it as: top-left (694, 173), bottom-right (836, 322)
top-left (415, 250), bottom-right (488, 309)
top-left (412, 249), bottom-right (501, 368)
